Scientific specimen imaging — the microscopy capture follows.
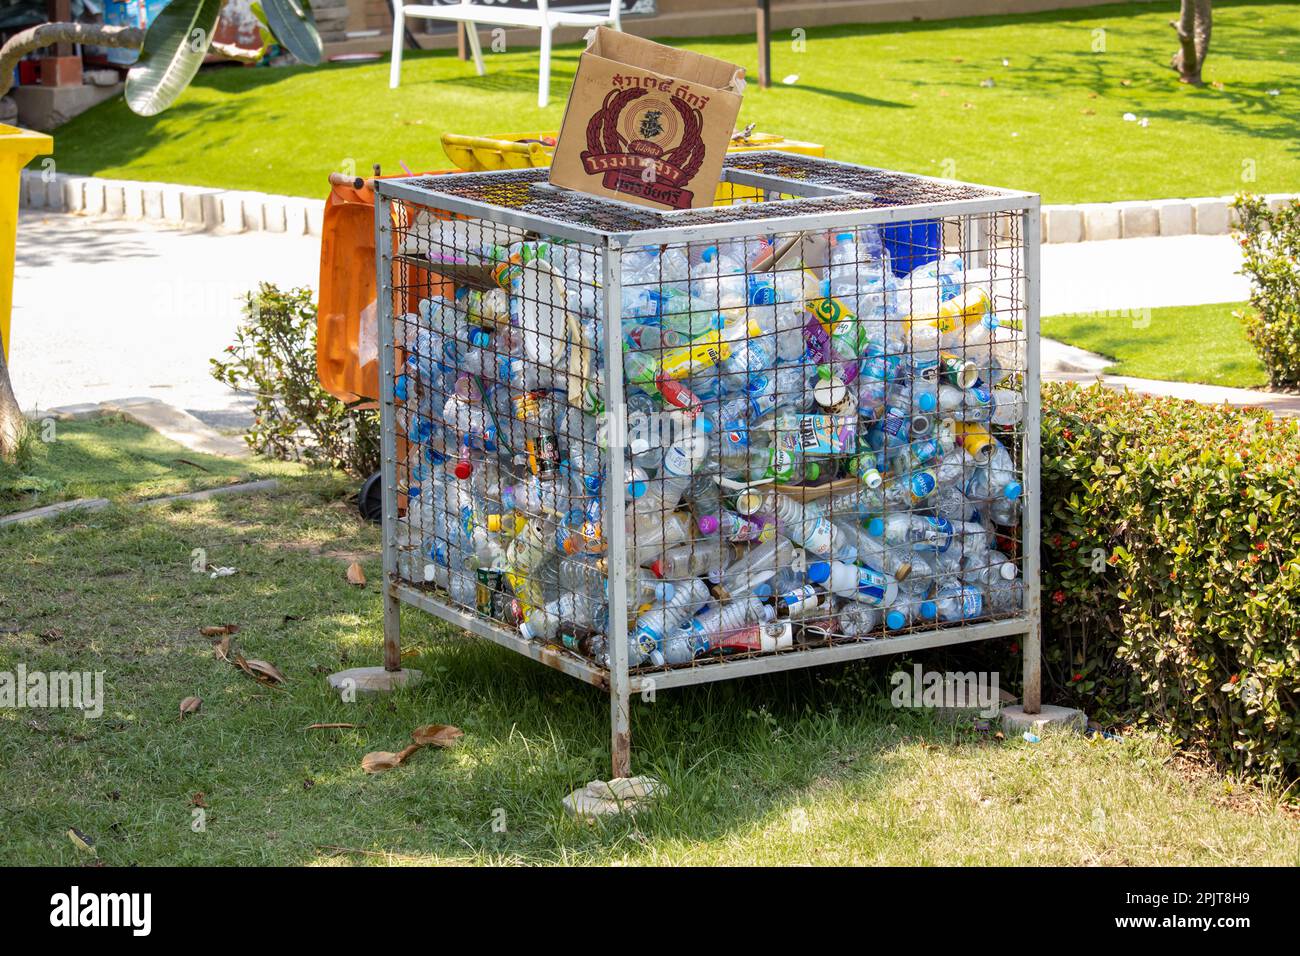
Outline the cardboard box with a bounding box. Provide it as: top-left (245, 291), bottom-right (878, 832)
top-left (549, 27), bottom-right (745, 211)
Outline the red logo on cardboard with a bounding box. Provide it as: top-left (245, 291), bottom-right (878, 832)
top-left (580, 86), bottom-right (707, 210)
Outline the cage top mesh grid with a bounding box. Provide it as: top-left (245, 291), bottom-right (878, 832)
top-left (378, 151), bottom-right (1030, 238)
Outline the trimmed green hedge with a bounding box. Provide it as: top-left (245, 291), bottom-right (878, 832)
top-left (1040, 382), bottom-right (1300, 782)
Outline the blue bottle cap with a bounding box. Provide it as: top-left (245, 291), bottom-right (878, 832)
top-left (807, 561), bottom-right (831, 585)
top-left (468, 328), bottom-right (491, 348)
top-left (700, 245), bottom-right (718, 262)
top-left (886, 609), bottom-right (906, 630)
top-left (629, 479), bottom-right (647, 499)
top-left (754, 582), bottom-right (773, 599)
top-left (917, 392), bottom-right (937, 413)
top-left (697, 416), bottom-right (715, 434)
top-left (1004, 481), bottom-right (1024, 501)
top-left (920, 601), bottom-right (938, 620)
top-left (654, 582), bottom-right (675, 602)
top-left (394, 374), bottom-right (409, 402)
top-left (867, 517), bottom-right (884, 537)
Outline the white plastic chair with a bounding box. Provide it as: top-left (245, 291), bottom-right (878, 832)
top-left (389, 0), bottom-right (624, 108)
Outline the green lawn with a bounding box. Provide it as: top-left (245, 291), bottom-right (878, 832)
top-left (2, 472), bottom-right (1298, 865)
top-left (52, 1), bottom-right (1300, 204)
top-left (0, 416), bottom-right (301, 517)
top-left (1042, 300), bottom-right (1268, 387)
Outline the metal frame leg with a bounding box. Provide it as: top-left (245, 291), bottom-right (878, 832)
top-left (1021, 202), bottom-right (1043, 714)
top-left (601, 242), bottom-right (632, 778)
top-left (376, 194), bottom-right (404, 674)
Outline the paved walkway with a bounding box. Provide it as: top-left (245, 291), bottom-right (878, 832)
top-left (1040, 234), bottom-right (1249, 315)
top-left (8, 212), bottom-right (1279, 430)
top-left (10, 210), bottom-right (318, 429)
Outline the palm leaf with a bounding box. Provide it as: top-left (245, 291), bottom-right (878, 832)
top-left (124, 0), bottom-right (224, 116)
top-left (261, 0), bottom-right (323, 66)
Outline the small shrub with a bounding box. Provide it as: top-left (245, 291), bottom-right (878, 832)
top-left (1233, 194), bottom-right (1300, 388)
top-left (1041, 382), bottom-right (1300, 782)
top-left (210, 283), bottom-right (378, 477)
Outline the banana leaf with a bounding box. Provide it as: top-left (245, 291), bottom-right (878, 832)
top-left (124, 0), bottom-right (224, 116)
top-left (261, 0), bottom-right (323, 66)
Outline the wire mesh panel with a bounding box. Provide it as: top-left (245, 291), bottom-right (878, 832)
top-left (376, 153), bottom-right (1039, 760)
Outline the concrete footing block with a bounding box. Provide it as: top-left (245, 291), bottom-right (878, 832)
top-left (262, 197), bottom-right (287, 233)
top-left (1001, 704), bottom-right (1087, 735)
top-left (218, 192), bottom-right (248, 233)
top-left (119, 180), bottom-right (146, 219)
top-left (141, 184), bottom-right (165, 220)
top-left (327, 667), bottom-right (424, 697)
top-left (1155, 199), bottom-right (1194, 236)
top-left (1080, 203), bottom-right (1120, 241)
top-left (161, 185), bottom-right (185, 225)
top-left (1191, 197), bottom-right (1230, 235)
top-left (305, 200), bottom-right (325, 237)
top-left (1046, 206), bottom-right (1083, 244)
top-left (1119, 202), bottom-right (1160, 238)
top-left (61, 175), bottom-right (87, 213)
top-left (21, 170), bottom-right (44, 209)
top-left (44, 173), bottom-right (67, 211)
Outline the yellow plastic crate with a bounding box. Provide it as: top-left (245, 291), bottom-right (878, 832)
top-left (441, 129), bottom-right (824, 207)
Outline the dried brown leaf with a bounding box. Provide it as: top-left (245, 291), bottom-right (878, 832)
top-left (346, 561), bottom-right (367, 587)
top-left (361, 751), bottom-right (401, 773)
top-left (213, 635), bottom-right (232, 662)
top-left (411, 723), bottom-right (463, 748)
top-left (243, 659), bottom-right (285, 685)
top-left (361, 744), bottom-right (424, 774)
top-left (190, 792), bottom-right (207, 809)
top-left (200, 624), bottom-right (240, 637)
top-left (179, 696), bottom-right (202, 719)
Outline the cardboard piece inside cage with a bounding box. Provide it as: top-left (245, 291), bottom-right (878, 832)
top-left (549, 27), bottom-right (745, 211)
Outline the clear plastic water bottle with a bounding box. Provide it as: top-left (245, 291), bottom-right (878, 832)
top-left (629, 577), bottom-right (711, 667)
top-left (932, 583), bottom-right (984, 622)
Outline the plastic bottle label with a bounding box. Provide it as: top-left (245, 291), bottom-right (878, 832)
top-left (914, 516), bottom-right (955, 553)
top-left (805, 294), bottom-right (856, 337)
top-left (802, 517), bottom-right (833, 554)
top-left (658, 332), bottom-right (730, 380)
top-left (855, 566), bottom-right (890, 605)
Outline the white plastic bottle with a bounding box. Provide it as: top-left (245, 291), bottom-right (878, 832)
top-left (806, 560), bottom-right (899, 607)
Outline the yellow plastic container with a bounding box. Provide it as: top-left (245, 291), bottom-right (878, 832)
top-left (440, 129), bottom-right (823, 173)
top-left (1, 124), bottom-right (53, 361)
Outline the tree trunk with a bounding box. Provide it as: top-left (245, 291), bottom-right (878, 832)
top-left (0, 23), bottom-right (143, 98)
top-left (0, 346), bottom-right (24, 461)
top-left (1171, 0), bottom-right (1213, 85)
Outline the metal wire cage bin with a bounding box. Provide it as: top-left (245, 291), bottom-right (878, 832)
top-left (374, 152), bottom-right (1041, 776)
